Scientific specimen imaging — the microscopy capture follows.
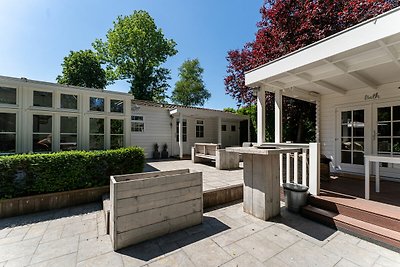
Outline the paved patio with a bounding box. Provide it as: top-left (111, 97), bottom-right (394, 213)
top-left (1, 201), bottom-right (399, 267)
top-left (144, 159), bottom-right (243, 191)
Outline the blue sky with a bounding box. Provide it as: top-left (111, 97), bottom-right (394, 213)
top-left (0, 0), bottom-right (263, 109)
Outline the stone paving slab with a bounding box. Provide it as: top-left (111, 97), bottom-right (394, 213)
top-left (1, 202), bottom-right (400, 267)
top-left (144, 159), bottom-right (243, 191)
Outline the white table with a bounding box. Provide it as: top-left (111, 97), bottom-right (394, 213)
top-left (364, 155), bottom-right (400, 200)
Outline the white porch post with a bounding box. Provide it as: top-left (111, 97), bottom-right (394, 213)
top-left (309, 142), bottom-right (320, 195)
top-left (315, 99), bottom-right (321, 143)
top-left (274, 89), bottom-right (282, 143)
top-left (179, 113), bottom-right (183, 159)
top-left (257, 88), bottom-right (266, 144)
top-left (217, 117), bottom-right (222, 146)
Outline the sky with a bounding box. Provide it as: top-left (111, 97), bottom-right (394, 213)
top-left (0, 0), bottom-right (263, 110)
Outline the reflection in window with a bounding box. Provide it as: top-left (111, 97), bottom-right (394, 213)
top-left (110, 99), bottom-right (124, 113)
top-left (60, 116), bottom-right (77, 151)
top-left (33, 91), bottom-right (52, 107)
top-left (61, 94), bottom-right (78, 109)
top-left (33, 115), bottom-right (52, 152)
top-left (0, 87), bottom-right (16, 105)
top-left (89, 118), bottom-right (104, 150)
top-left (131, 115), bottom-right (144, 132)
top-left (0, 113), bottom-right (16, 153)
top-left (110, 119), bottom-right (124, 149)
top-left (90, 97), bottom-right (104, 112)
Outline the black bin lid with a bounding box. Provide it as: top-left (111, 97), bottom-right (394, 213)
top-left (282, 183), bottom-right (309, 192)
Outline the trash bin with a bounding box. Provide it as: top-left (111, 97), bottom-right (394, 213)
top-left (283, 183), bottom-right (309, 213)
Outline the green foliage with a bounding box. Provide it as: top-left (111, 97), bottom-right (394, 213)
top-left (56, 50), bottom-right (107, 89)
top-left (171, 59), bottom-right (211, 106)
top-left (93, 10), bottom-right (177, 102)
top-left (0, 147), bottom-right (145, 199)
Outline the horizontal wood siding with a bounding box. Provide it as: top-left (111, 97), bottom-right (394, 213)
top-left (110, 169), bottom-right (203, 250)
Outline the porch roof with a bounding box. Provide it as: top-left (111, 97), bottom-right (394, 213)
top-left (245, 7), bottom-right (400, 103)
top-left (169, 107), bottom-right (248, 121)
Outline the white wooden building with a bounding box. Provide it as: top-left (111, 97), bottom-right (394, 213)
top-left (0, 75), bottom-right (249, 158)
top-left (245, 7), bottom-right (400, 180)
top-left (130, 100), bottom-right (250, 158)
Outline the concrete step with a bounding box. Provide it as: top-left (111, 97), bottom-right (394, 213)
top-left (302, 205), bottom-right (400, 250)
top-left (308, 192), bottom-right (400, 232)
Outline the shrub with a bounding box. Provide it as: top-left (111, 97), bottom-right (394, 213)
top-left (0, 147), bottom-right (145, 199)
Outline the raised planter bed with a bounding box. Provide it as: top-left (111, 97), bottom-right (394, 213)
top-left (110, 169), bottom-right (203, 250)
top-left (0, 186), bottom-right (110, 219)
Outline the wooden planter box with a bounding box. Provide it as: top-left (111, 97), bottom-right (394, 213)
top-left (110, 169), bottom-right (203, 250)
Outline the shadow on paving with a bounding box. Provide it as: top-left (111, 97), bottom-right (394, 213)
top-left (117, 216), bottom-right (230, 261)
top-left (272, 206), bottom-right (336, 241)
top-left (0, 202), bottom-right (102, 229)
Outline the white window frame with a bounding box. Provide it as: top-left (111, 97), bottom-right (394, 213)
top-left (33, 90), bottom-right (53, 108)
top-left (110, 118), bottom-right (125, 149)
top-left (89, 96), bottom-right (105, 112)
top-left (110, 99), bottom-right (124, 113)
top-left (89, 117), bottom-right (105, 150)
top-left (231, 124), bottom-right (236, 132)
top-left (221, 124), bottom-right (227, 131)
top-left (32, 113), bottom-right (53, 152)
top-left (60, 93), bottom-right (78, 110)
top-left (131, 115), bottom-right (145, 133)
top-left (0, 86), bottom-right (17, 107)
top-left (60, 115), bottom-right (78, 151)
top-left (0, 111), bottom-right (17, 154)
top-left (196, 119), bottom-right (204, 138)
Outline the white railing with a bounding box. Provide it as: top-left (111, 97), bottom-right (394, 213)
top-left (260, 142), bottom-right (320, 195)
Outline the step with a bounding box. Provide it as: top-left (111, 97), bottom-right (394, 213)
top-left (302, 205), bottom-right (400, 250)
top-left (309, 192), bottom-right (400, 232)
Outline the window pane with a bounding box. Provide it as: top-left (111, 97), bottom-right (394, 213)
top-left (0, 113), bottom-right (16, 132)
top-left (377, 122), bottom-right (391, 136)
top-left (90, 118), bottom-right (104, 134)
top-left (33, 134), bottom-right (52, 152)
top-left (33, 91), bottom-right (52, 107)
top-left (0, 87), bottom-right (16, 105)
top-left (353, 110), bottom-right (364, 123)
top-left (110, 99), bottom-right (124, 113)
top-left (60, 134), bottom-right (77, 151)
top-left (394, 106), bottom-right (400, 121)
top-left (131, 122), bottom-right (144, 132)
top-left (111, 119), bottom-right (124, 134)
top-left (341, 124), bottom-right (352, 137)
top-left (90, 97), bottom-right (104, 111)
top-left (222, 125), bottom-right (227, 131)
top-left (132, 115), bottom-right (143, 121)
top-left (60, 116), bottom-right (77, 133)
top-left (353, 127), bottom-right (364, 137)
top-left (0, 134), bottom-right (16, 153)
top-left (353, 152), bottom-right (364, 165)
top-left (353, 138), bottom-right (364, 151)
top-left (341, 138), bottom-right (351, 150)
top-left (33, 115), bottom-right (52, 133)
top-left (231, 125), bottom-right (236, 131)
top-left (341, 111), bottom-right (351, 123)
top-left (378, 138), bottom-right (391, 153)
top-left (393, 138), bottom-right (400, 154)
top-left (394, 122), bottom-right (400, 136)
top-left (378, 107), bottom-right (391, 121)
top-left (341, 151), bottom-right (351, 164)
top-left (61, 94), bottom-right (77, 109)
top-left (111, 135), bottom-right (124, 149)
top-left (90, 135), bottom-right (104, 150)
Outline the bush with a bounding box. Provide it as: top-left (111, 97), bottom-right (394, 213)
top-left (0, 147), bottom-right (145, 199)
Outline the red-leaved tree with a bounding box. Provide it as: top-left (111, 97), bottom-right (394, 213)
top-left (225, 0), bottom-right (399, 141)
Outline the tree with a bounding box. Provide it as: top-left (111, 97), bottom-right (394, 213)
top-left (93, 10), bottom-right (177, 102)
top-left (56, 50), bottom-right (107, 89)
top-left (225, 0), bottom-right (399, 141)
top-left (171, 59), bottom-right (211, 106)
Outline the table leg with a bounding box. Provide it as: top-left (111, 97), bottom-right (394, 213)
top-left (365, 158), bottom-right (370, 200)
top-left (375, 161), bottom-right (380, 193)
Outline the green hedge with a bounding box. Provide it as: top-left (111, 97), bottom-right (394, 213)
top-left (0, 147), bottom-right (145, 199)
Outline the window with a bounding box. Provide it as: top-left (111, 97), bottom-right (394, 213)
top-left (110, 119), bottom-right (124, 149)
top-left (196, 120), bottom-right (204, 138)
top-left (0, 113), bottom-right (16, 153)
top-left (131, 115), bottom-right (144, 132)
top-left (341, 110), bottom-right (364, 165)
top-left (377, 105), bottom-right (400, 169)
top-left (231, 125), bottom-right (236, 132)
top-left (110, 99), bottom-right (124, 113)
top-left (90, 97), bottom-right (104, 112)
top-left (89, 118), bottom-right (104, 150)
top-left (0, 87), bottom-right (16, 105)
top-left (176, 119), bottom-right (187, 142)
top-left (33, 115), bottom-right (52, 152)
top-left (60, 116), bottom-right (77, 151)
top-left (61, 94), bottom-right (78, 109)
top-left (33, 91), bottom-right (52, 107)
top-left (221, 125), bottom-right (227, 131)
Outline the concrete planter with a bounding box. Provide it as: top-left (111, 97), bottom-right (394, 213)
top-left (110, 169), bottom-right (203, 250)
top-left (0, 186), bottom-right (110, 219)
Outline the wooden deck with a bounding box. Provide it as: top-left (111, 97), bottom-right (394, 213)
top-left (321, 174), bottom-right (400, 207)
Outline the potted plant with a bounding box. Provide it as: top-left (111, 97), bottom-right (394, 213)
top-left (153, 143), bottom-right (160, 159)
top-left (161, 143), bottom-right (169, 159)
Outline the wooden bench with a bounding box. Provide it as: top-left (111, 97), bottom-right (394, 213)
top-left (191, 143), bottom-right (239, 170)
